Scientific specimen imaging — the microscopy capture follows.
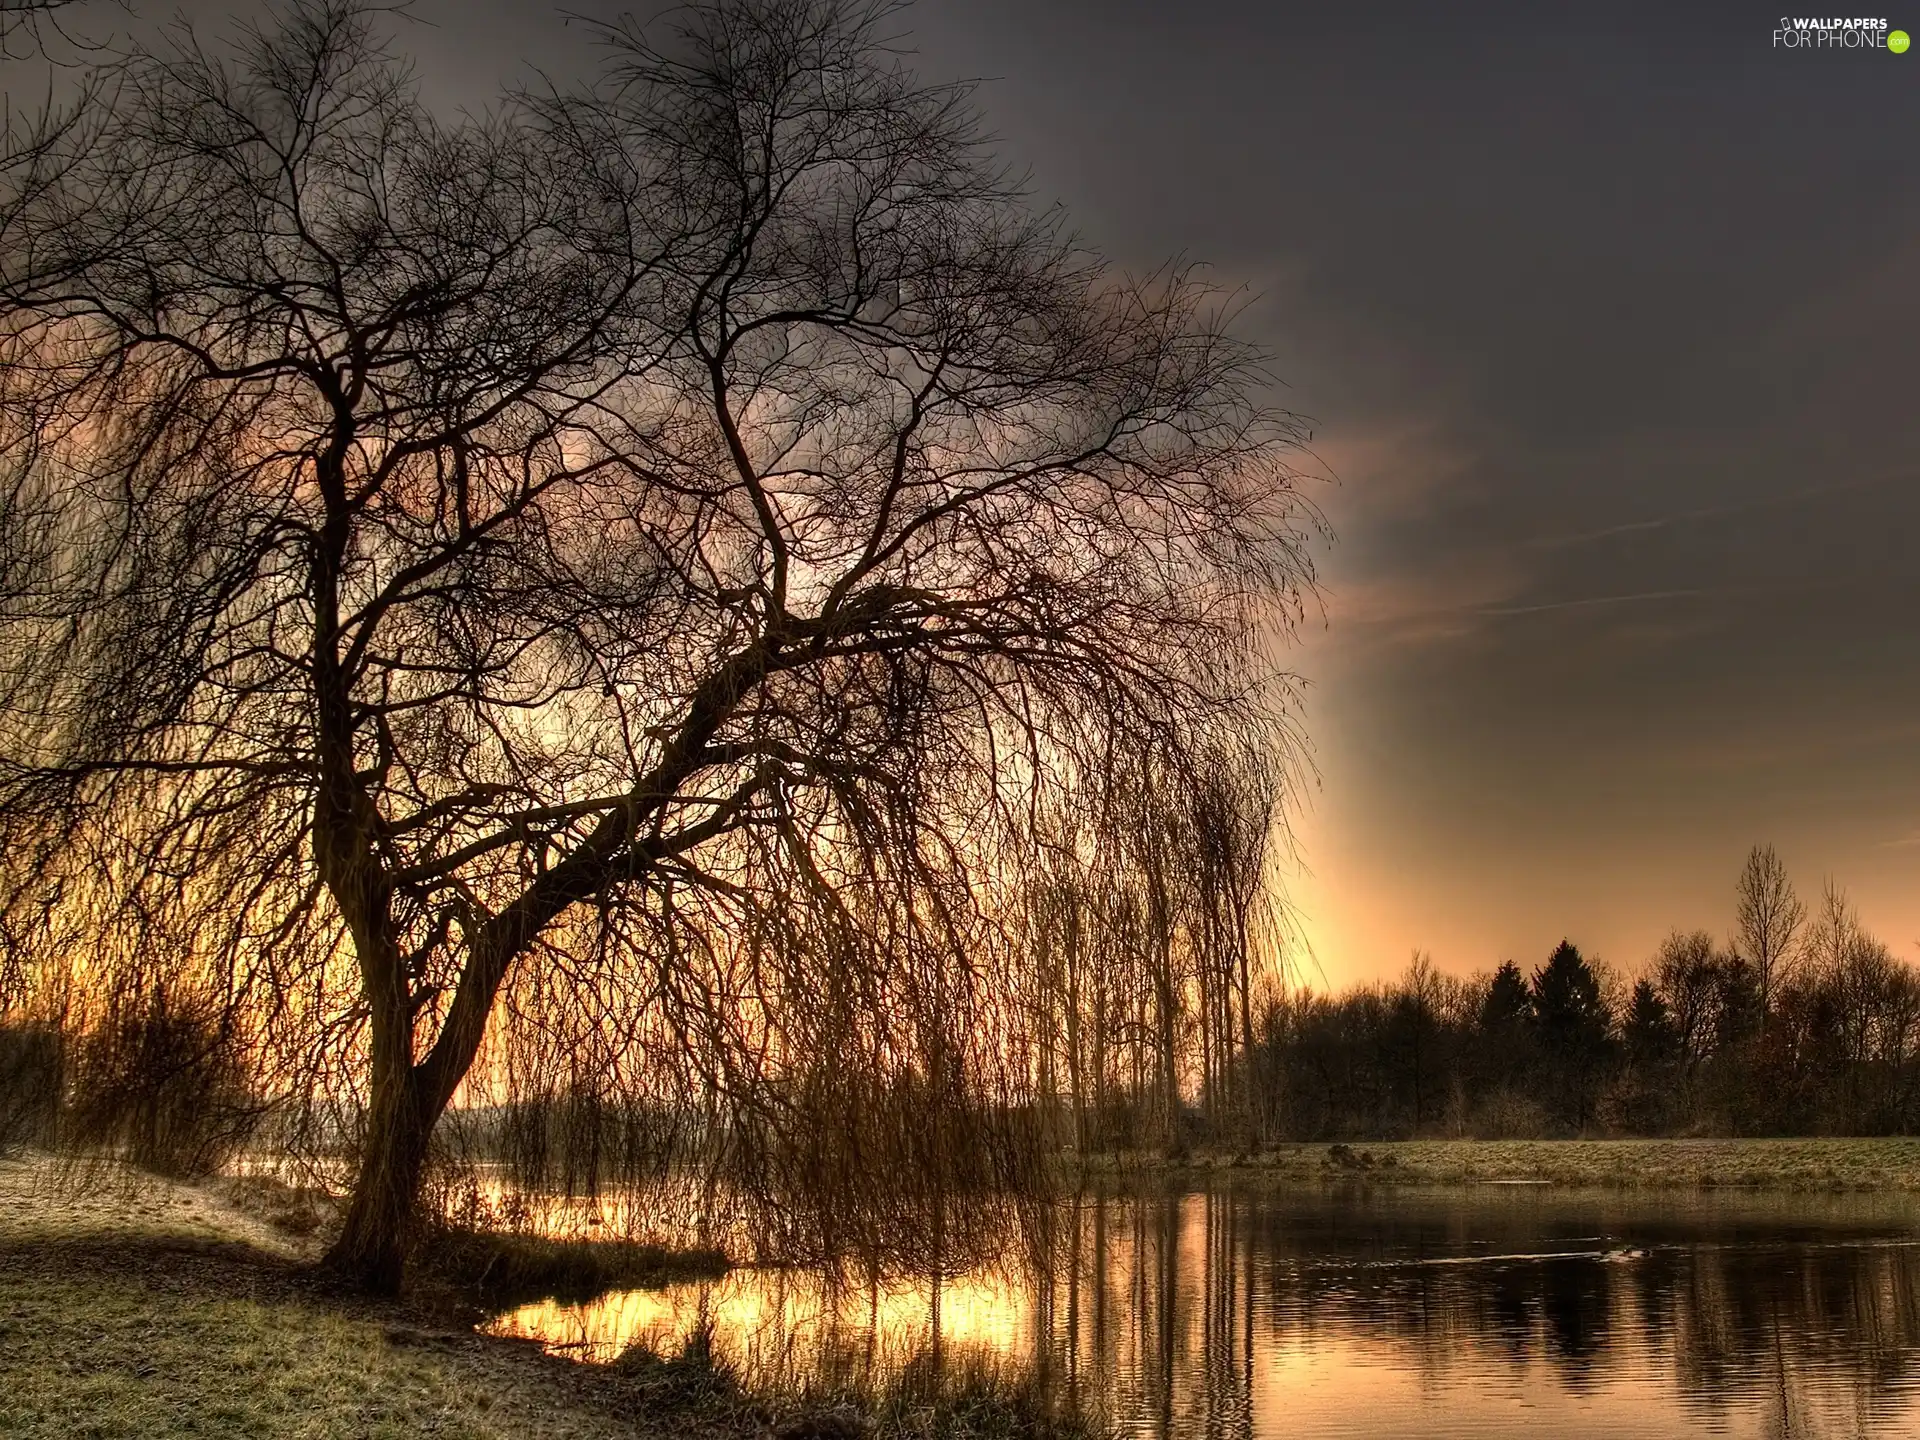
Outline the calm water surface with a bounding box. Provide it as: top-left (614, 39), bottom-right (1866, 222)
top-left (488, 1184), bottom-right (1920, 1438)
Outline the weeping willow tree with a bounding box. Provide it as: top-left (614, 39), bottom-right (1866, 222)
top-left (0, 0), bottom-right (1318, 1290)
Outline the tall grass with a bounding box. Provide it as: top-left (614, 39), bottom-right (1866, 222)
top-left (608, 1326), bottom-right (1109, 1440)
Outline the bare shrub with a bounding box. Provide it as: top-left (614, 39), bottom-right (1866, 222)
top-left (1473, 1087), bottom-right (1549, 1141)
top-left (63, 984), bottom-right (262, 1177)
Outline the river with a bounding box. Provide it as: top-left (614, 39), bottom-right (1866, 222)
top-left (488, 1182), bottom-right (1920, 1437)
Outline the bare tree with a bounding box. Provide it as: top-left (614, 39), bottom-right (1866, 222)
top-left (0, 0), bottom-right (1316, 1289)
top-left (1732, 842), bottom-right (1804, 1022)
top-left (1393, 950), bottom-right (1442, 1133)
top-left (1798, 879), bottom-right (1858, 988)
top-left (1651, 928), bottom-right (1752, 1124)
top-left (0, 0), bottom-right (113, 59)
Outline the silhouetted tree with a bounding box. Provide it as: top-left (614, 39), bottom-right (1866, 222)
top-left (0, 0), bottom-right (1315, 1289)
top-left (1529, 941), bottom-right (1613, 1133)
top-left (1612, 978), bottom-right (1677, 1131)
top-left (1654, 930), bottom-right (1733, 1124)
top-left (1385, 951), bottom-right (1443, 1134)
top-left (1236, 854), bottom-right (1920, 1144)
top-left (1779, 883), bottom-right (1920, 1133)
top-left (1483, 960), bottom-right (1531, 1030)
top-left (1471, 959), bottom-right (1535, 1103)
top-left (1732, 844), bottom-right (1804, 1026)
top-left (1623, 978), bottom-right (1677, 1062)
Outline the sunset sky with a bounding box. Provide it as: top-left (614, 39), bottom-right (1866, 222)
top-left (40, 0), bottom-right (1920, 989)
top-left (889, 0), bottom-right (1920, 990)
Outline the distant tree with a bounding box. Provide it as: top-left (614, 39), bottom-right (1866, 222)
top-left (1787, 883), bottom-right (1920, 1132)
top-left (1386, 951), bottom-right (1443, 1134)
top-left (1655, 931), bottom-right (1724, 1077)
top-left (1483, 960), bottom-right (1531, 1031)
top-left (1650, 929), bottom-right (1764, 1131)
top-left (1732, 844), bottom-right (1804, 1025)
top-left (1245, 862), bottom-right (1920, 1145)
top-left (1712, 955), bottom-right (1761, 1053)
top-left (1469, 958), bottom-right (1535, 1108)
top-left (1804, 879), bottom-right (1868, 980)
top-left (1610, 978), bottom-right (1677, 1133)
top-left (1257, 987), bottom-right (1395, 1141)
top-left (1529, 941), bottom-right (1613, 1132)
top-left (1622, 979), bottom-right (1678, 1070)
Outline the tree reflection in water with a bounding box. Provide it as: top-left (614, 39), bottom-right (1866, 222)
top-left (490, 1186), bottom-right (1920, 1438)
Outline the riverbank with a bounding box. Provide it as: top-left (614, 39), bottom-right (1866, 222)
top-left (1092, 1137), bottom-right (1920, 1191)
top-left (0, 1153), bottom-right (1086, 1439)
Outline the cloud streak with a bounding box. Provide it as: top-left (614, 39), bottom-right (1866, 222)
top-left (1522, 469), bottom-right (1917, 553)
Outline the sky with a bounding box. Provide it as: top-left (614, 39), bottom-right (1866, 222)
top-left (30, 0), bottom-right (1920, 989)
top-left (882, 1), bottom-right (1920, 990)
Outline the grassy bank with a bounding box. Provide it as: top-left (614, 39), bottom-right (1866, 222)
top-left (1099, 1136), bottom-right (1920, 1190)
top-left (0, 1154), bottom-right (1092, 1440)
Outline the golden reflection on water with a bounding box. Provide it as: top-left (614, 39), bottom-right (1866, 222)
top-left (487, 1187), bottom-right (1920, 1438)
top-left (493, 1267), bottom-right (1032, 1373)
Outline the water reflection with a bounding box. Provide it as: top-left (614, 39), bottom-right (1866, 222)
top-left (488, 1185), bottom-right (1920, 1438)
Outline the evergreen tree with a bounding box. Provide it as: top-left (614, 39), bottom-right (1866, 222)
top-left (1615, 978), bottom-right (1678, 1133)
top-left (1530, 941), bottom-right (1615, 1132)
top-left (1473, 959), bottom-right (1536, 1100)
top-left (1622, 979), bottom-right (1677, 1070)
top-left (1482, 961), bottom-right (1531, 1031)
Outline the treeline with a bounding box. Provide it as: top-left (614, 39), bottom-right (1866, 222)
top-left (11, 839), bottom-right (1912, 1183)
top-left (1236, 845), bottom-right (1920, 1141)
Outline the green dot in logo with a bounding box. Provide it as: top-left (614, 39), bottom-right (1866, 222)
top-left (1891, 29), bottom-right (1912, 53)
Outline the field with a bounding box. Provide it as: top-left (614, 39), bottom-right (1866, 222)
top-left (1136, 1136), bottom-right (1920, 1190)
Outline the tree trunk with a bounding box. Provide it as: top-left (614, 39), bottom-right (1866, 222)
top-left (321, 1044), bottom-right (439, 1293)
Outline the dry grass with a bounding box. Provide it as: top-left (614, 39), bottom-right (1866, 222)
top-left (0, 1151), bottom-right (325, 1257)
top-left (1122, 1136), bottom-right (1920, 1189)
top-left (0, 1153), bottom-right (746, 1440)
